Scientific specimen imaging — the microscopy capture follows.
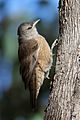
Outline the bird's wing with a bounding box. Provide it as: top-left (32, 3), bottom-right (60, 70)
top-left (20, 57), bottom-right (34, 89)
top-left (18, 39), bottom-right (39, 89)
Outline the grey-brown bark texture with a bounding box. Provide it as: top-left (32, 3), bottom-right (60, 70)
top-left (44, 0), bottom-right (80, 120)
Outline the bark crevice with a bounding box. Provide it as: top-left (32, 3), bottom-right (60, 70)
top-left (44, 0), bottom-right (80, 120)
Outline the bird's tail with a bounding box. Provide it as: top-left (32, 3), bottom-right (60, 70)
top-left (29, 66), bottom-right (44, 110)
top-left (29, 70), bottom-right (37, 110)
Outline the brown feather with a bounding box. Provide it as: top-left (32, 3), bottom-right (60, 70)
top-left (18, 39), bottom-right (39, 89)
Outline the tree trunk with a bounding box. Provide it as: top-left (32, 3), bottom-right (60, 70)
top-left (44, 0), bottom-right (80, 120)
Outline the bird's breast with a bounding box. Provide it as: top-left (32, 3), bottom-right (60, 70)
top-left (35, 35), bottom-right (53, 71)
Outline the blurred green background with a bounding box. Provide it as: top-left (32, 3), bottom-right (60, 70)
top-left (0, 0), bottom-right (59, 120)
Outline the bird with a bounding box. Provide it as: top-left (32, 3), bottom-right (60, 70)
top-left (17, 19), bottom-right (54, 109)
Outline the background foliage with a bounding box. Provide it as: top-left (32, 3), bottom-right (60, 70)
top-left (0, 0), bottom-right (59, 120)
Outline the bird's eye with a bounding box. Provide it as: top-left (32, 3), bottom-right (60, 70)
top-left (27, 26), bottom-right (32, 30)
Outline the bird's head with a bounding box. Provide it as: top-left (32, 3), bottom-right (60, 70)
top-left (17, 19), bottom-right (40, 39)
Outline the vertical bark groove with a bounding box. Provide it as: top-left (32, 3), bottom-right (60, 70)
top-left (44, 0), bottom-right (80, 120)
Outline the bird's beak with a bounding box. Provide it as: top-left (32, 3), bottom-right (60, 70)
top-left (32, 19), bottom-right (40, 28)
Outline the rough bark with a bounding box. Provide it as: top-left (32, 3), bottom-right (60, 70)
top-left (44, 0), bottom-right (80, 120)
